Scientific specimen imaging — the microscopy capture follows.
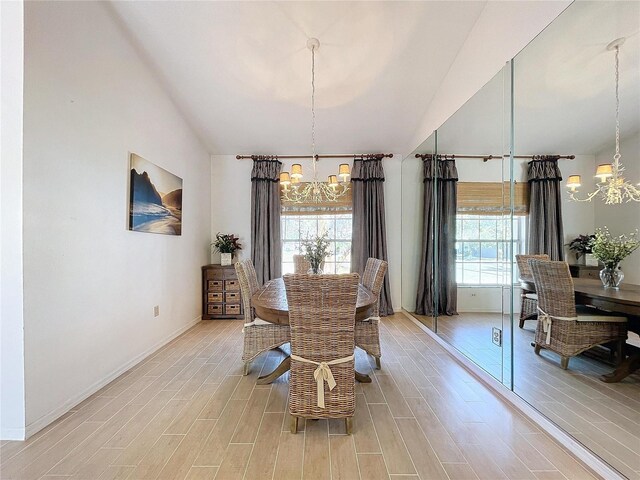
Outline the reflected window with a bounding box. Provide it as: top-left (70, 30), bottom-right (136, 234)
top-left (455, 214), bottom-right (526, 285)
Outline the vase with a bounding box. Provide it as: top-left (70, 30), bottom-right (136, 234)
top-left (599, 264), bottom-right (624, 289)
top-left (220, 253), bottom-right (232, 266)
top-left (308, 267), bottom-right (323, 275)
top-left (585, 253), bottom-right (599, 267)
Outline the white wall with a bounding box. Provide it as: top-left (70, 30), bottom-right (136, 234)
top-left (22, 1), bottom-right (211, 435)
top-left (594, 133), bottom-right (640, 284)
top-left (211, 154), bottom-right (403, 310)
top-left (408, 1), bottom-right (571, 157)
top-left (1, 0), bottom-right (26, 440)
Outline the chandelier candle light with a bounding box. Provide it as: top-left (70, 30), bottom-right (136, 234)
top-left (279, 38), bottom-right (351, 203)
top-left (566, 37), bottom-right (640, 204)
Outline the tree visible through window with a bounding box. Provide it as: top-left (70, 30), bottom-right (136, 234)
top-left (281, 214), bottom-right (352, 274)
top-left (455, 214), bottom-right (526, 285)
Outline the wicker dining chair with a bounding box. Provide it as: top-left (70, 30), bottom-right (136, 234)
top-left (355, 258), bottom-right (388, 370)
top-left (293, 255), bottom-right (311, 274)
top-left (293, 254), bottom-right (325, 274)
top-left (284, 273), bottom-right (359, 434)
top-left (529, 259), bottom-right (627, 370)
top-left (235, 260), bottom-right (290, 375)
top-left (515, 254), bottom-right (550, 328)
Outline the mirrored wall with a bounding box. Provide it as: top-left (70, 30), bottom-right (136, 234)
top-left (401, 1), bottom-right (640, 476)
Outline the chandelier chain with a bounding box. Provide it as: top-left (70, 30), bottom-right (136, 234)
top-left (311, 45), bottom-right (316, 176)
top-left (614, 45), bottom-right (620, 161)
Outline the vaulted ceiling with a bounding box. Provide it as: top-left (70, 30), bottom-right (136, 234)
top-left (109, 1), bottom-right (487, 155)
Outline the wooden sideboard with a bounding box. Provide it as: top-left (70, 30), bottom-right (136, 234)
top-left (201, 264), bottom-right (244, 320)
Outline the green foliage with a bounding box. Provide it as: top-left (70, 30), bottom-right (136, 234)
top-left (591, 227), bottom-right (639, 269)
top-left (301, 232), bottom-right (332, 274)
top-left (211, 232), bottom-right (242, 256)
top-left (566, 234), bottom-right (595, 259)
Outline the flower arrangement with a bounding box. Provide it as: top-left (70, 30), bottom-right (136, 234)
top-left (301, 233), bottom-right (331, 274)
top-left (211, 233), bottom-right (242, 257)
top-left (566, 234), bottom-right (595, 261)
top-left (590, 227), bottom-right (639, 269)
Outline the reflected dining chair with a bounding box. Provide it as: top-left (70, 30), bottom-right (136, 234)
top-left (235, 259), bottom-right (290, 375)
top-left (284, 273), bottom-right (359, 434)
top-left (529, 259), bottom-right (627, 370)
top-left (515, 254), bottom-right (549, 328)
top-left (355, 258), bottom-right (388, 370)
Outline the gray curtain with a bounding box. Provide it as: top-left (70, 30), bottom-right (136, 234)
top-left (527, 156), bottom-right (564, 261)
top-left (351, 156), bottom-right (394, 316)
top-left (415, 157), bottom-right (458, 316)
top-left (251, 157), bottom-right (282, 284)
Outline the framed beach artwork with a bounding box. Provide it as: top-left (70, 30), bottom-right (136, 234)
top-left (128, 153), bottom-right (183, 235)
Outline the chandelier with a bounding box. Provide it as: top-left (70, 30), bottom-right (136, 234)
top-left (566, 37), bottom-right (640, 204)
top-left (279, 38), bottom-right (351, 203)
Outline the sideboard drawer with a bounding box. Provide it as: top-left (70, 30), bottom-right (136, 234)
top-left (225, 304), bottom-right (240, 315)
top-left (208, 280), bottom-right (223, 291)
top-left (225, 292), bottom-right (240, 303)
top-left (582, 269), bottom-right (600, 279)
top-left (207, 304), bottom-right (223, 315)
top-left (208, 292), bottom-right (223, 303)
top-left (225, 280), bottom-right (240, 291)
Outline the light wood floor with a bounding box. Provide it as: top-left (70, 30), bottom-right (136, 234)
top-left (415, 313), bottom-right (640, 479)
top-left (1, 313), bottom-right (599, 480)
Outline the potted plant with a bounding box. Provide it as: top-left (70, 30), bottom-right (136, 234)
top-left (301, 233), bottom-right (331, 274)
top-left (566, 234), bottom-right (596, 264)
top-left (590, 227), bottom-right (639, 289)
top-left (211, 233), bottom-right (242, 266)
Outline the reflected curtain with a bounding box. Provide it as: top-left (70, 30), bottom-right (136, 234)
top-left (415, 158), bottom-right (458, 316)
top-left (527, 156), bottom-right (564, 261)
top-left (351, 156), bottom-right (394, 316)
top-left (251, 157), bottom-right (282, 284)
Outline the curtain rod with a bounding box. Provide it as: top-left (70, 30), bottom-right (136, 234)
top-left (414, 154), bottom-right (575, 162)
top-left (236, 153), bottom-right (393, 160)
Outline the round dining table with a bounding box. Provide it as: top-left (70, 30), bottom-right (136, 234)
top-left (251, 277), bottom-right (377, 385)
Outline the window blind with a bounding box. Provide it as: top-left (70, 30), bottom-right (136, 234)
top-left (457, 182), bottom-right (529, 215)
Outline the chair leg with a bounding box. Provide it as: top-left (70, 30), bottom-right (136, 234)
top-left (560, 356), bottom-right (570, 370)
top-left (345, 417), bottom-right (353, 435)
top-left (290, 416), bottom-right (299, 434)
top-left (615, 339), bottom-right (625, 366)
top-left (519, 316), bottom-right (525, 329)
top-left (534, 344), bottom-right (542, 355)
top-left (243, 362), bottom-right (250, 376)
top-left (375, 357), bottom-right (381, 370)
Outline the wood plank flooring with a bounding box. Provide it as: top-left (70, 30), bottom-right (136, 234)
top-left (415, 313), bottom-right (640, 479)
top-left (1, 314), bottom-right (599, 480)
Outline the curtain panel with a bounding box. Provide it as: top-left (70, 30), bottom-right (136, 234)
top-left (527, 156), bottom-right (564, 261)
top-left (415, 158), bottom-right (458, 316)
top-left (351, 156), bottom-right (394, 316)
top-left (251, 157), bottom-right (282, 284)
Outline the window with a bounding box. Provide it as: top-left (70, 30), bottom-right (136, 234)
top-left (455, 215), bottom-right (526, 285)
top-left (281, 214), bottom-right (352, 274)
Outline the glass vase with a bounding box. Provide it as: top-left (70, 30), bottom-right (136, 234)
top-left (599, 264), bottom-right (624, 289)
top-left (308, 266), bottom-right (323, 275)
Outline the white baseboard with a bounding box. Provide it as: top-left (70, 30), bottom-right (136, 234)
top-left (401, 310), bottom-right (624, 480)
top-left (24, 315), bottom-right (201, 439)
top-left (0, 427), bottom-right (26, 441)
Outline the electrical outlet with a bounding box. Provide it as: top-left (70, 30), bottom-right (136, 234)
top-left (492, 327), bottom-right (502, 347)
top-left (154, 305), bottom-right (160, 317)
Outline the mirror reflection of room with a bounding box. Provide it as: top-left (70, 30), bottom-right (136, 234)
top-left (513, 2), bottom-right (640, 477)
top-left (403, 2), bottom-right (639, 477)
